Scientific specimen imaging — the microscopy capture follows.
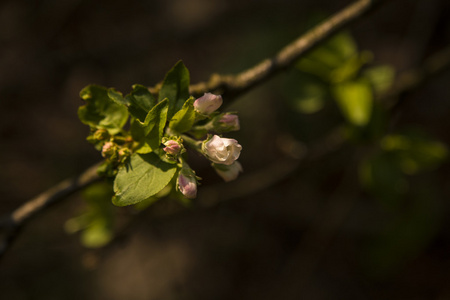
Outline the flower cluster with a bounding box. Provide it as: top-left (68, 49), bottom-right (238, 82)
top-left (81, 82), bottom-right (243, 204)
top-left (168, 93), bottom-right (243, 199)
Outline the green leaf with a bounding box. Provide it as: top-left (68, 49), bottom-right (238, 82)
top-left (363, 65), bottom-right (396, 94)
top-left (113, 153), bottom-right (177, 206)
top-left (168, 97), bottom-right (196, 132)
top-left (107, 88), bottom-right (129, 106)
top-left (130, 117), bottom-right (145, 141)
top-left (293, 79), bottom-right (327, 114)
top-left (81, 220), bottom-right (114, 248)
top-left (65, 182), bottom-right (115, 248)
top-left (333, 78), bottom-right (373, 126)
top-left (330, 51), bottom-right (372, 83)
top-left (78, 85), bottom-right (129, 135)
top-left (134, 99), bottom-right (169, 153)
top-left (296, 31), bottom-right (358, 81)
top-left (126, 84), bottom-right (157, 122)
top-left (283, 66), bottom-right (330, 115)
top-left (158, 61), bottom-right (190, 119)
top-left (381, 133), bottom-right (447, 174)
top-left (360, 131), bottom-right (447, 206)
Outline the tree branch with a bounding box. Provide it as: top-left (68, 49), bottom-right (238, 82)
top-left (0, 163), bottom-right (101, 260)
top-left (189, 0), bottom-right (386, 98)
top-left (0, 0), bottom-right (396, 260)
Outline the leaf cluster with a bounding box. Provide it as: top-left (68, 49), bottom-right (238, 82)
top-left (78, 61), bottom-right (200, 207)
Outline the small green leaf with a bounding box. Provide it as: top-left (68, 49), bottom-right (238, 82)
top-left (134, 99), bottom-right (169, 153)
top-left (333, 78), bottom-right (373, 126)
top-left (293, 82), bottom-right (327, 114)
top-left (126, 84), bottom-right (157, 122)
top-left (159, 61), bottom-right (190, 119)
top-left (78, 85), bottom-right (129, 135)
top-left (168, 97), bottom-right (196, 132)
top-left (65, 182), bottom-right (115, 248)
top-left (364, 65), bottom-right (395, 94)
top-left (360, 131), bottom-right (447, 206)
top-left (113, 153), bottom-right (177, 206)
top-left (81, 220), bottom-right (114, 248)
top-left (283, 67), bottom-right (329, 115)
top-left (138, 98), bottom-right (169, 134)
top-left (381, 133), bottom-right (447, 174)
top-left (130, 117), bottom-right (145, 141)
top-left (107, 88), bottom-right (130, 106)
top-left (296, 31), bottom-right (358, 81)
top-left (330, 51), bottom-right (373, 83)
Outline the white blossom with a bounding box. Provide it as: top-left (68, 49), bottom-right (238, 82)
top-left (202, 135), bottom-right (242, 165)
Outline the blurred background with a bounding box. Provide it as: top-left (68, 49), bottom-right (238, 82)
top-left (2, 0), bottom-right (450, 299)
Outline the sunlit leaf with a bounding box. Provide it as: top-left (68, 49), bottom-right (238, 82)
top-left (158, 61), bottom-right (190, 119)
top-left (296, 31), bottom-right (358, 81)
top-left (65, 182), bottom-right (115, 248)
top-left (126, 84), bottom-right (157, 122)
top-left (78, 85), bottom-right (128, 135)
top-left (364, 65), bottom-right (395, 94)
top-left (134, 99), bottom-right (169, 153)
top-left (113, 153), bottom-right (177, 206)
top-left (333, 78), bottom-right (373, 126)
top-left (330, 51), bottom-right (372, 83)
top-left (168, 97), bottom-right (196, 132)
top-left (107, 88), bottom-right (129, 106)
top-left (381, 133), bottom-right (447, 174)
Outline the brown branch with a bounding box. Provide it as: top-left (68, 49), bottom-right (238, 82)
top-left (0, 163), bottom-right (102, 260)
top-left (0, 0), bottom-right (403, 262)
top-left (189, 0), bottom-right (386, 98)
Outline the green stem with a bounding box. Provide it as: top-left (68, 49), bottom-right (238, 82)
top-left (180, 134), bottom-right (203, 154)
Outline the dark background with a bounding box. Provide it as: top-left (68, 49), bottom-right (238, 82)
top-left (2, 0), bottom-right (450, 299)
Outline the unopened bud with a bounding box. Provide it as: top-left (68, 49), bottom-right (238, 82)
top-left (213, 161), bottom-right (243, 182)
top-left (118, 147), bottom-right (131, 162)
top-left (177, 172), bottom-right (197, 199)
top-left (194, 93), bottom-right (223, 115)
top-left (101, 141), bottom-right (116, 158)
top-left (163, 140), bottom-right (182, 156)
top-left (214, 113), bottom-right (240, 132)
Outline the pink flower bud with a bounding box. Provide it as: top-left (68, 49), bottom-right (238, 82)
top-left (163, 140), bottom-right (181, 156)
top-left (202, 135), bottom-right (242, 165)
top-left (215, 113), bottom-right (240, 132)
top-left (213, 161), bottom-right (243, 182)
top-left (194, 93), bottom-right (223, 115)
top-left (101, 141), bottom-right (115, 157)
top-left (177, 173), bottom-right (197, 199)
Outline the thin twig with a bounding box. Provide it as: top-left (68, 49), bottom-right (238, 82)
top-left (264, 45), bottom-right (450, 300)
top-left (189, 0), bottom-right (386, 99)
top-left (0, 163), bottom-right (102, 260)
top-left (0, 0), bottom-right (386, 259)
